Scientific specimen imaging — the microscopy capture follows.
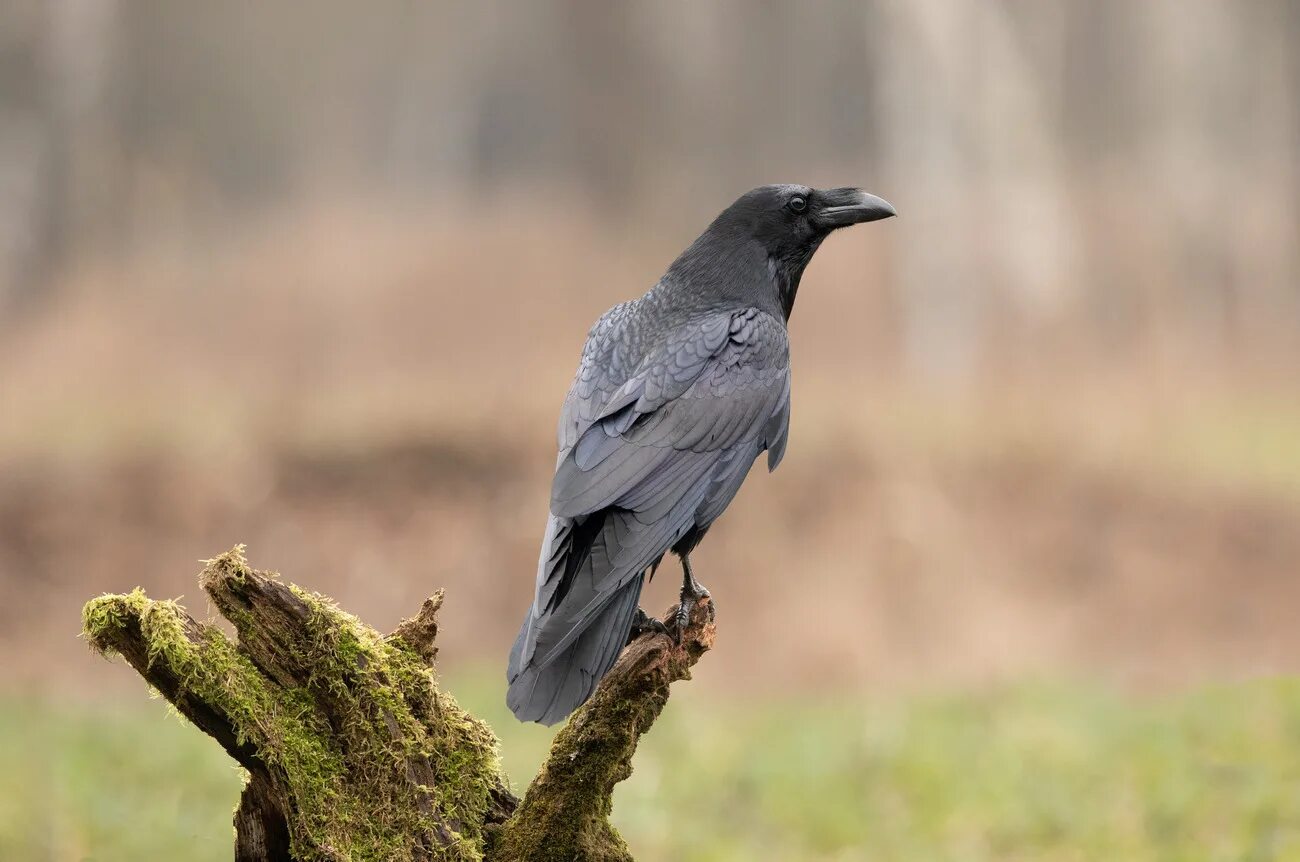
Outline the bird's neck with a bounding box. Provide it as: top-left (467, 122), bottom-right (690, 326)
top-left (662, 230), bottom-right (792, 321)
top-left (769, 255), bottom-right (802, 320)
top-left (768, 237), bottom-right (823, 321)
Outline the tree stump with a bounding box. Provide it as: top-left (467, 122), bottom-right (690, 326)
top-left (81, 546), bottom-right (715, 862)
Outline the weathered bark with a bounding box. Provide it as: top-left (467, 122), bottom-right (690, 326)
top-left (235, 779), bottom-right (293, 862)
top-left (81, 546), bottom-right (715, 862)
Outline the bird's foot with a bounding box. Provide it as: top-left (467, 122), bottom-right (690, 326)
top-left (673, 582), bottom-right (710, 641)
top-left (628, 607), bottom-right (671, 644)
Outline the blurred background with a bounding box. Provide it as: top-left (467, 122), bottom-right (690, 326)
top-left (3, 1), bottom-right (1300, 859)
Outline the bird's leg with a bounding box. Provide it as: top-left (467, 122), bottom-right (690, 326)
top-left (674, 554), bottom-right (710, 636)
top-left (627, 607), bottom-right (670, 644)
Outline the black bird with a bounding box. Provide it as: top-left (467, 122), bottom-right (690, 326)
top-left (507, 185), bottom-right (895, 725)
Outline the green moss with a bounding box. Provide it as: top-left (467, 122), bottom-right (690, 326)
top-left (82, 588), bottom-right (151, 652)
top-left (286, 581), bottom-right (504, 856)
top-left (85, 588), bottom-right (345, 856)
top-left (81, 548), bottom-right (508, 862)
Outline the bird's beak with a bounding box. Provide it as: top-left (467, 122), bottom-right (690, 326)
top-left (818, 188), bottom-right (897, 227)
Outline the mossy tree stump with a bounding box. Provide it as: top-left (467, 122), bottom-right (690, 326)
top-left (82, 547), bottom-right (715, 862)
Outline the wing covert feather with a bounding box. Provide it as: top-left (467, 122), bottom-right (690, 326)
top-left (551, 308), bottom-right (789, 519)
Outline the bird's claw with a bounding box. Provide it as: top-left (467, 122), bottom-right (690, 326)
top-left (672, 603), bottom-right (690, 640)
top-left (672, 583), bottom-right (710, 641)
top-left (628, 607), bottom-right (671, 644)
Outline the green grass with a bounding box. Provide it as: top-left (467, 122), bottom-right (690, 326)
top-left (5, 678), bottom-right (1300, 861)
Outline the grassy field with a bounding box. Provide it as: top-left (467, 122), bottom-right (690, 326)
top-left (4, 675), bottom-right (1300, 862)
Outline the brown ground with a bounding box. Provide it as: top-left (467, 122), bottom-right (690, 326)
top-left (6, 415), bottom-right (1300, 699)
top-left (3, 204), bottom-right (1298, 698)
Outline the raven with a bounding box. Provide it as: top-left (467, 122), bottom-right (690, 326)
top-left (507, 185), bottom-right (895, 725)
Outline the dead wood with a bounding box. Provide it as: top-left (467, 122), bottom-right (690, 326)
top-left (82, 546), bottom-right (715, 862)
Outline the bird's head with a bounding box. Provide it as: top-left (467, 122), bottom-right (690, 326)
top-left (728, 183), bottom-right (896, 253)
top-left (675, 184), bottom-right (895, 319)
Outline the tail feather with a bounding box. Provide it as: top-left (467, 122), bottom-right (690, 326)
top-left (507, 506), bottom-right (672, 725)
top-left (509, 487), bottom-right (706, 725)
top-left (506, 575), bottom-right (642, 725)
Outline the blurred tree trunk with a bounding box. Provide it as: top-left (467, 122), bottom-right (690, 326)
top-left (82, 547), bottom-right (715, 862)
top-left (875, 0), bottom-right (985, 382)
top-left (2, 0), bottom-right (119, 312)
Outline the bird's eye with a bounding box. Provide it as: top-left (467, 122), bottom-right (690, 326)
top-left (788, 196), bottom-right (807, 213)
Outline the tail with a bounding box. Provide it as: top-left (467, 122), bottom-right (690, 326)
top-left (506, 510), bottom-right (650, 725)
top-left (506, 575), bottom-right (643, 725)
